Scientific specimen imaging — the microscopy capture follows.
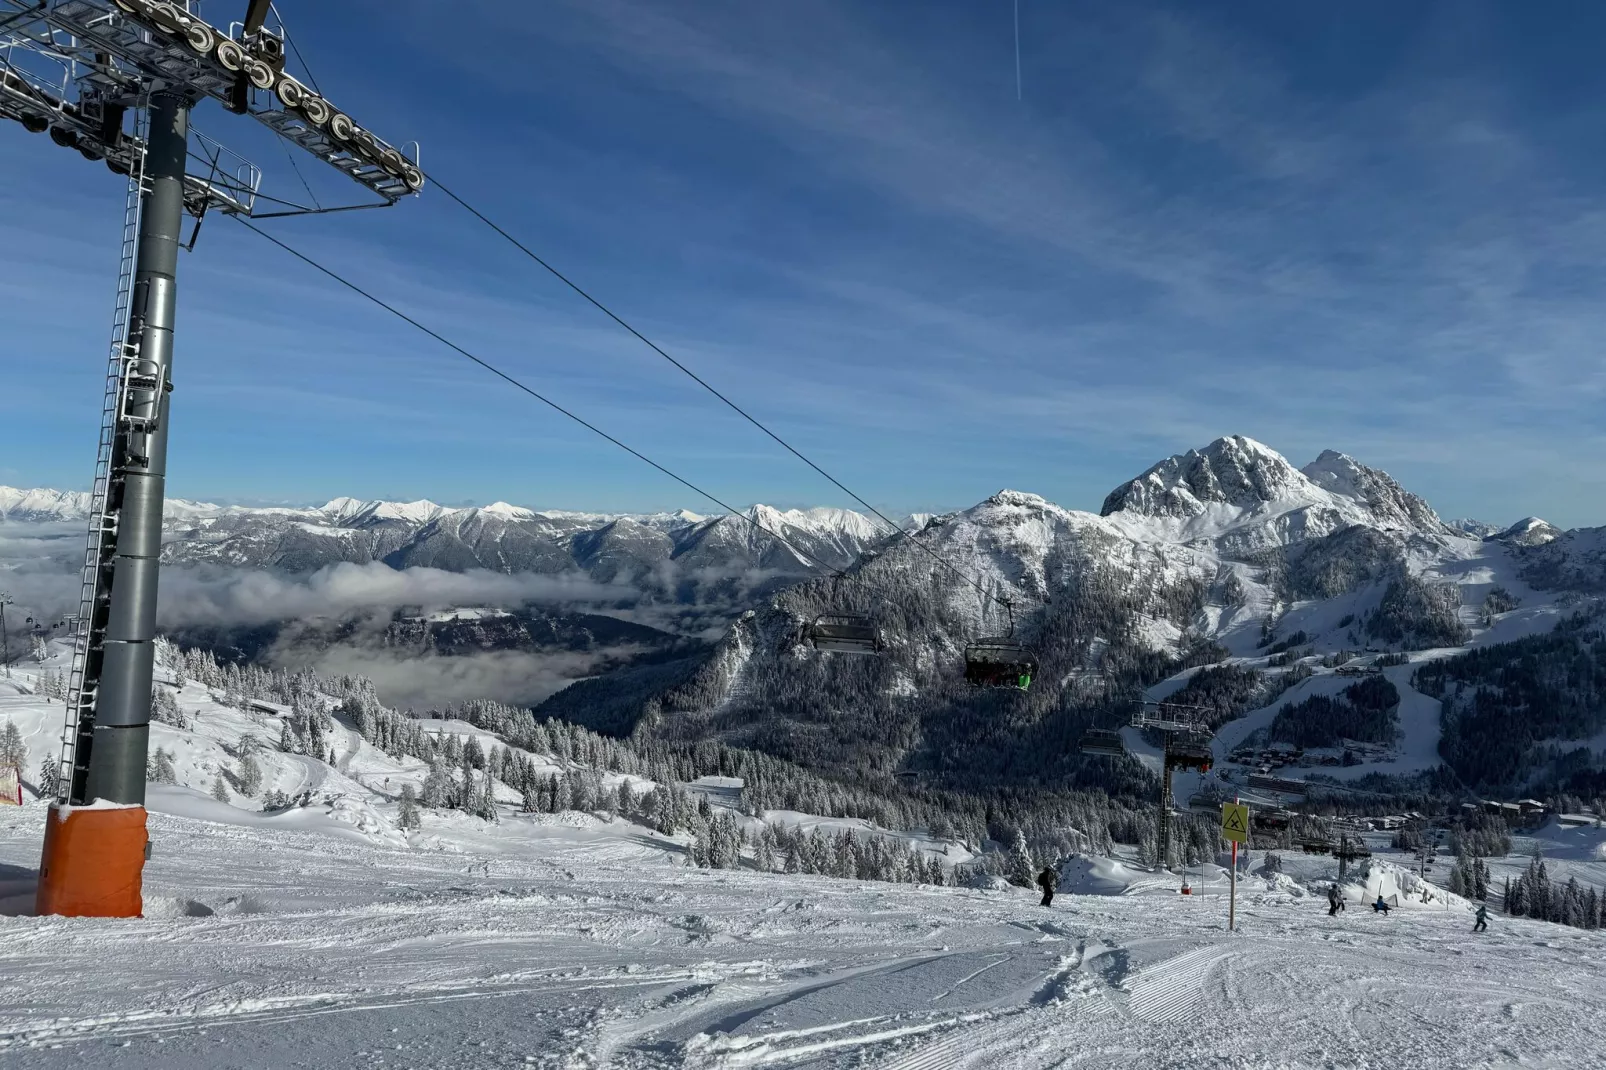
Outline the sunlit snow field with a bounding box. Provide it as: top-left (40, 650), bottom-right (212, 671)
top-left (0, 652), bottom-right (1603, 1069)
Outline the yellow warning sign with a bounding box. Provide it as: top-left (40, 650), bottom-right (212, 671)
top-left (1221, 802), bottom-right (1249, 844)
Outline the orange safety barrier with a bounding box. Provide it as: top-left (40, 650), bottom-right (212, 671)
top-left (35, 803), bottom-right (148, 918)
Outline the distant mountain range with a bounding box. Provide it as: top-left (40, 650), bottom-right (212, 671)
top-left (0, 486), bottom-right (896, 577)
top-left (0, 487), bottom-right (913, 634)
top-left (8, 437), bottom-right (1605, 796)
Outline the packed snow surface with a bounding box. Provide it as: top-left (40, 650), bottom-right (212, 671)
top-left (1, 807), bottom-right (1603, 1069)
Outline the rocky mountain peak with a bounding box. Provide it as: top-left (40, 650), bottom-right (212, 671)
top-left (1100, 435), bottom-right (1306, 520)
top-left (1298, 450), bottom-right (1453, 536)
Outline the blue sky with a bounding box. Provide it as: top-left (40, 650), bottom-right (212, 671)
top-left (3, 0), bottom-right (1606, 526)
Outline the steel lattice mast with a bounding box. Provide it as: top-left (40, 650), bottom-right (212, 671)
top-left (0, 0), bottom-right (420, 916)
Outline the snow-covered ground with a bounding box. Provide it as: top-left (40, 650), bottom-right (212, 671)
top-left (2, 803), bottom-right (1604, 1069)
top-left (0, 654), bottom-right (1600, 1067)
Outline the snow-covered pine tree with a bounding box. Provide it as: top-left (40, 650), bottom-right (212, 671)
top-left (211, 776), bottom-right (230, 803)
top-left (1006, 830), bottom-right (1036, 888)
top-left (146, 747), bottom-right (177, 785)
top-left (476, 773), bottom-right (500, 824)
top-left (237, 752), bottom-right (262, 796)
top-left (0, 719), bottom-right (25, 768)
top-left (397, 784), bottom-right (421, 830)
top-left (1448, 859), bottom-right (1468, 897)
top-left (754, 825), bottom-right (777, 872)
top-left (36, 753), bottom-right (59, 799)
top-left (421, 759), bottom-right (455, 809)
top-left (712, 814), bottom-right (742, 869)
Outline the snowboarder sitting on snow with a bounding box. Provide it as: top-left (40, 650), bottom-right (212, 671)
top-left (1327, 884), bottom-right (1345, 916)
top-left (1037, 865), bottom-right (1059, 907)
top-left (1372, 895), bottom-right (1391, 915)
top-left (1473, 904), bottom-right (1488, 932)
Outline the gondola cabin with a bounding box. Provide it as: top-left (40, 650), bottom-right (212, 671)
top-left (964, 641), bottom-right (1037, 689)
top-left (808, 614), bottom-right (882, 655)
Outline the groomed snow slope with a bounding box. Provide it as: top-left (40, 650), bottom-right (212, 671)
top-left (0, 808), bottom-right (1603, 1069)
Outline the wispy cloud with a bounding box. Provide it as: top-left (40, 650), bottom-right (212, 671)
top-left (5, 0), bottom-right (1606, 526)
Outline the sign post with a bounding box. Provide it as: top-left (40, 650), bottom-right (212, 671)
top-left (1222, 799), bottom-right (1249, 932)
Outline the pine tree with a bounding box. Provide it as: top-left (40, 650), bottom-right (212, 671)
top-left (36, 753), bottom-right (59, 799)
top-left (211, 776), bottom-right (230, 804)
top-left (397, 784), bottom-right (422, 831)
top-left (1448, 859), bottom-right (1468, 897)
top-left (0, 720), bottom-right (25, 768)
top-left (421, 759), bottom-right (455, 809)
top-left (1007, 829), bottom-right (1036, 887)
top-left (237, 752), bottom-right (262, 796)
top-left (148, 747), bottom-right (177, 785)
top-left (754, 826), bottom-right (778, 872)
top-left (476, 773), bottom-right (500, 824)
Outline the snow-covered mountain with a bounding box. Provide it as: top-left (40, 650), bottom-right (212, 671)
top-left (542, 436), bottom-right (1605, 798)
top-left (0, 484), bottom-right (900, 590)
top-left (1098, 435), bottom-right (1457, 552)
top-left (1493, 516), bottom-right (1562, 548)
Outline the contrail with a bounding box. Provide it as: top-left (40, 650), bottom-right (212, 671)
top-left (1014, 0), bottom-right (1022, 100)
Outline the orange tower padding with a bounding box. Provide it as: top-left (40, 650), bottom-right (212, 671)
top-left (35, 804), bottom-right (148, 918)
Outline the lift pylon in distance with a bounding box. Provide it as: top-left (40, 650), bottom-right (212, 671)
top-left (0, 0), bottom-right (420, 917)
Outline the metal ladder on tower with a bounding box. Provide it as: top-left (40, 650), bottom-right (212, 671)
top-left (56, 108), bottom-right (149, 803)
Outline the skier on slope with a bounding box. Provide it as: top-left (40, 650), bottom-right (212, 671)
top-left (1372, 895), bottom-right (1391, 915)
top-left (1473, 904), bottom-right (1489, 933)
top-left (1037, 865), bottom-right (1059, 907)
top-left (1327, 883), bottom-right (1345, 916)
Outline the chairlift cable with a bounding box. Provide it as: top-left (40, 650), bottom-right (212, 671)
top-left (270, 3), bottom-right (325, 98)
top-left (228, 216), bottom-right (845, 577)
top-left (420, 171), bottom-right (1030, 610)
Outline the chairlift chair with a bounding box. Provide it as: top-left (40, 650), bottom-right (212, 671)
top-left (808, 614), bottom-right (882, 655)
top-left (1164, 740), bottom-right (1214, 773)
top-left (1078, 728), bottom-right (1125, 757)
top-left (1252, 809), bottom-right (1292, 831)
top-left (964, 640), bottom-right (1037, 689)
top-left (964, 597), bottom-right (1036, 690)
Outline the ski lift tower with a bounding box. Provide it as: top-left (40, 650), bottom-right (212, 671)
top-left (1131, 699), bottom-right (1216, 871)
top-left (0, 0), bottom-right (421, 917)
